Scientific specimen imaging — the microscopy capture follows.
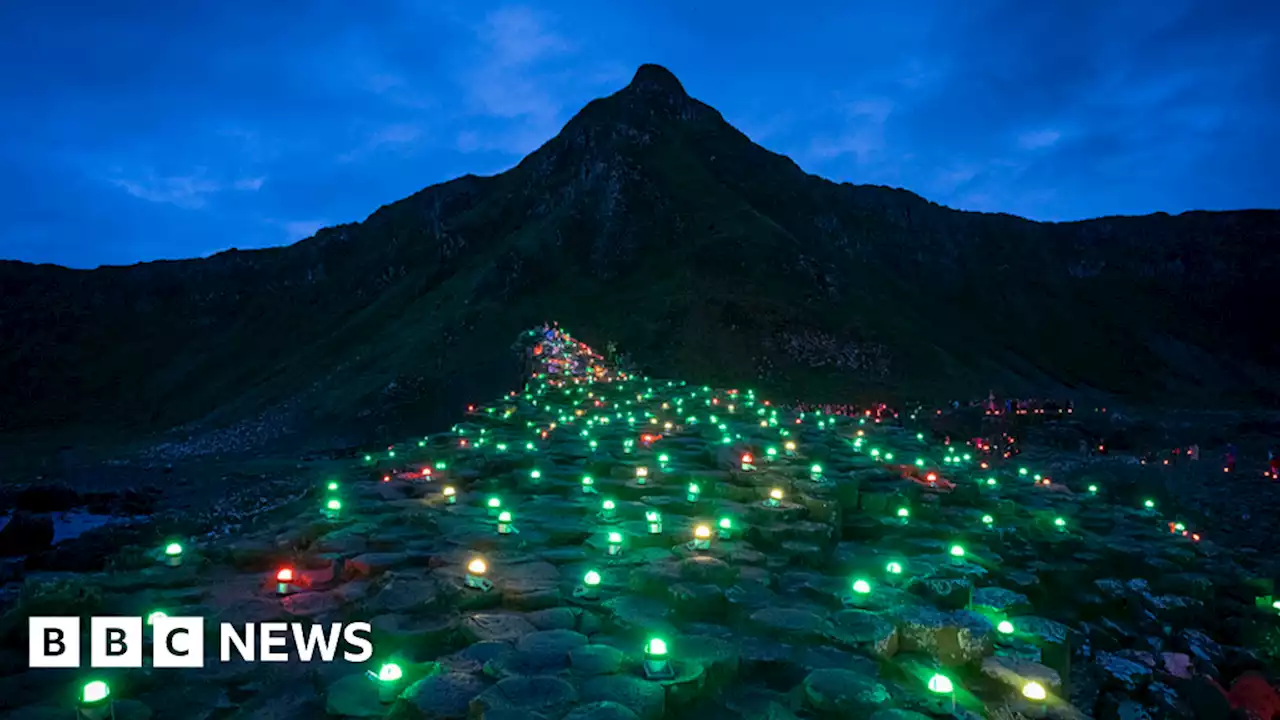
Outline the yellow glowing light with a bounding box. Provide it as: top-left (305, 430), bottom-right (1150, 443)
top-left (467, 558), bottom-right (487, 575)
top-left (694, 525), bottom-right (712, 539)
top-left (769, 488), bottom-right (784, 501)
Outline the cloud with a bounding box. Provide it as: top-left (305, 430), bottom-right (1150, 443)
top-left (338, 122), bottom-right (425, 162)
top-left (457, 6), bottom-right (575, 155)
top-left (234, 176), bottom-right (265, 191)
top-left (806, 97), bottom-right (895, 163)
top-left (111, 170), bottom-right (221, 209)
top-left (1018, 129), bottom-right (1061, 150)
top-left (282, 219), bottom-right (326, 242)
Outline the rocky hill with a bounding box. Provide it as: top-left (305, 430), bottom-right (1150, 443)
top-left (2, 64), bottom-right (1278, 455)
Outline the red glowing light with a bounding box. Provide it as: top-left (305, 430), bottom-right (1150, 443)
top-left (926, 472), bottom-right (938, 482)
top-left (712, 398), bottom-right (719, 405)
top-left (467, 404), bottom-right (475, 412)
top-left (276, 568), bottom-right (294, 582)
top-left (459, 439), bottom-right (469, 448)
top-left (1191, 533), bottom-right (1201, 542)
top-left (382, 476), bottom-right (390, 482)
top-left (422, 468), bottom-right (432, 476)
top-left (742, 453), bottom-right (753, 464)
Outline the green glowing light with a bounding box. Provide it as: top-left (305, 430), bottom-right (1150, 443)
top-left (326, 499), bottom-right (342, 511)
top-left (949, 544), bottom-right (966, 558)
top-left (982, 514), bottom-right (993, 525)
top-left (530, 469), bottom-right (542, 479)
top-left (378, 663), bottom-right (403, 682)
top-left (915, 458), bottom-right (925, 467)
top-left (498, 511), bottom-right (512, 522)
top-left (986, 477), bottom-right (998, 486)
top-left (164, 542), bottom-right (183, 557)
top-left (1054, 517), bottom-right (1066, 528)
top-left (852, 579), bottom-right (871, 594)
top-left (810, 464), bottom-right (823, 474)
top-left (1143, 499), bottom-right (1155, 509)
top-left (928, 674), bottom-right (954, 694)
top-left (81, 680), bottom-right (110, 705)
top-left (646, 638), bottom-right (668, 656)
top-left (1018, 467), bottom-right (1028, 476)
top-left (603, 500), bottom-right (616, 510)
top-left (326, 481), bottom-right (339, 491)
top-left (608, 531), bottom-right (622, 544)
top-left (896, 507), bottom-right (910, 518)
top-left (584, 570), bottom-right (601, 586)
top-left (718, 517), bottom-right (732, 530)
top-left (688, 483), bottom-right (700, 494)
top-left (1088, 484), bottom-right (1098, 493)
top-left (147, 611), bottom-right (167, 626)
top-left (1023, 681), bottom-right (1047, 701)
top-left (487, 497), bottom-right (502, 508)
top-left (997, 620), bottom-right (1015, 634)
top-left (886, 561), bottom-right (903, 575)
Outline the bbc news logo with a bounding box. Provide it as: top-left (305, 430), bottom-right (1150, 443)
top-left (30, 617), bottom-right (373, 668)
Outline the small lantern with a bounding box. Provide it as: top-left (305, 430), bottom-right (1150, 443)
top-left (765, 488), bottom-right (783, 508)
top-left (581, 475), bottom-right (597, 494)
top-left (717, 517), bottom-right (733, 540)
top-left (77, 680), bottom-right (113, 720)
top-left (324, 498), bottom-right (342, 519)
top-left (949, 544), bottom-right (966, 562)
top-left (1053, 517), bottom-right (1066, 530)
top-left (997, 620), bottom-right (1015, 635)
top-left (443, 486), bottom-right (457, 505)
top-left (145, 610), bottom-right (166, 642)
top-left (487, 497), bottom-right (502, 517)
top-left (275, 567), bottom-right (296, 596)
top-left (765, 447), bottom-right (778, 462)
top-left (1088, 484), bottom-right (1099, 495)
top-left (1143, 499), bottom-right (1156, 510)
top-left (635, 467), bottom-right (649, 485)
top-left (658, 453), bottom-right (670, 467)
top-left (607, 531), bottom-right (623, 556)
top-left (810, 463), bottom-right (824, 481)
top-left (686, 483), bottom-right (700, 503)
top-left (163, 542), bottom-right (184, 567)
top-left (497, 511), bottom-right (516, 535)
top-left (896, 507), bottom-right (910, 524)
top-left (784, 441), bottom-right (797, 456)
top-left (600, 499), bottom-right (617, 522)
top-left (575, 569), bottom-right (602, 600)
top-left (369, 663), bottom-right (404, 703)
top-left (643, 638), bottom-right (675, 680)
top-left (740, 453), bottom-right (755, 471)
top-left (928, 673), bottom-right (957, 711)
top-left (844, 578), bottom-right (872, 607)
top-left (885, 561), bottom-right (904, 582)
top-left (690, 524), bottom-right (711, 551)
top-left (982, 514), bottom-right (994, 527)
top-left (646, 510), bottom-right (662, 534)
top-left (465, 557), bottom-right (492, 592)
top-left (326, 481), bottom-right (340, 492)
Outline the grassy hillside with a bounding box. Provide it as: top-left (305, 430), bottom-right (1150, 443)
top-left (1, 64), bottom-right (1277, 456)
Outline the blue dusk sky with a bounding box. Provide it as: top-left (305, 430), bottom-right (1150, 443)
top-left (1, 0), bottom-right (1276, 268)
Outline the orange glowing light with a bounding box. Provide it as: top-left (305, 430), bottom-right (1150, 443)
top-left (742, 453), bottom-right (753, 464)
top-left (382, 476), bottom-right (390, 483)
top-left (422, 468), bottom-right (432, 476)
top-left (276, 568), bottom-right (295, 583)
top-left (926, 472), bottom-right (938, 482)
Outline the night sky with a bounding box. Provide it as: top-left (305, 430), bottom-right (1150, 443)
top-left (2, 0), bottom-right (1276, 268)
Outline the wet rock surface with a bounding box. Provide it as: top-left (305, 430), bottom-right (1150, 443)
top-left (2, 336), bottom-right (1278, 718)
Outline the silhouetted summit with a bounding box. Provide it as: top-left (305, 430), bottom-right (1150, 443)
top-left (1, 64), bottom-right (1278, 449)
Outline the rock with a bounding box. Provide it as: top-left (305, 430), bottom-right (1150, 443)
top-left (563, 701), bottom-right (640, 720)
top-left (0, 512), bottom-right (54, 556)
top-left (1095, 651), bottom-right (1154, 692)
top-left (749, 607), bottom-right (827, 643)
top-left (515, 629), bottom-right (589, 670)
top-left (281, 590), bottom-right (343, 619)
top-left (980, 656), bottom-right (1061, 693)
top-left (580, 675), bottom-right (665, 720)
top-left (15, 484), bottom-right (81, 512)
top-left (326, 672), bottom-right (390, 718)
top-left (571, 644), bottom-right (625, 675)
top-left (970, 587), bottom-right (1032, 615)
top-left (394, 672), bottom-right (488, 719)
top-left (348, 552), bottom-right (410, 577)
top-left (461, 613), bottom-right (539, 643)
top-left (828, 609), bottom-right (899, 659)
top-left (801, 668), bottom-right (890, 716)
top-left (470, 676), bottom-right (578, 718)
top-left (526, 607), bottom-right (579, 630)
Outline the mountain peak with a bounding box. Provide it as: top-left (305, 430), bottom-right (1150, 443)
top-left (627, 64), bottom-right (687, 97)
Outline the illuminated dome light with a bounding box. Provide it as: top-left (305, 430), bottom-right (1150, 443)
top-left (146, 610), bottom-right (168, 626)
top-left (686, 483), bottom-right (701, 502)
top-left (765, 488), bottom-right (784, 508)
top-left (927, 674), bottom-right (954, 694)
top-left (643, 637), bottom-right (674, 679)
top-left (896, 507), bottom-right (911, 519)
top-left (1143, 499), bottom-right (1156, 509)
top-left (584, 570), bottom-right (602, 586)
top-left (852, 579), bottom-right (871, 594)
top-left (275, 567), bottom-right (297, 595)
top-left (949, 544), bottom-right (966, 559)
top-left (443, 486), bottom-right (457, 505)
top-left (467, 558), bottom-right (487, 576)
top-left (694, 525), bottom-right (711, 539)
top-left (986, 478), bottom-right (998, 486)
top-left (646, 510), bottom-right (663, 534)
top-left (327, 481), bottom-right (340, 491)
top-left (1088, 484), bottom-right (1099, 494)
top-left (982, 514), bottom-right (994, 525)
top-left (80, 680), bottom-right (111, 707)
top-left (1053, 517), bottom-right (1066, 528)
top-left (997, 620), bottom-right (1015, 634)
top-left (886, 561), bottom-right (904, 575)
top-left (276, 568), bottom-right (295, 583)
top-left (1022, 681), bottom-right (1047, 701)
